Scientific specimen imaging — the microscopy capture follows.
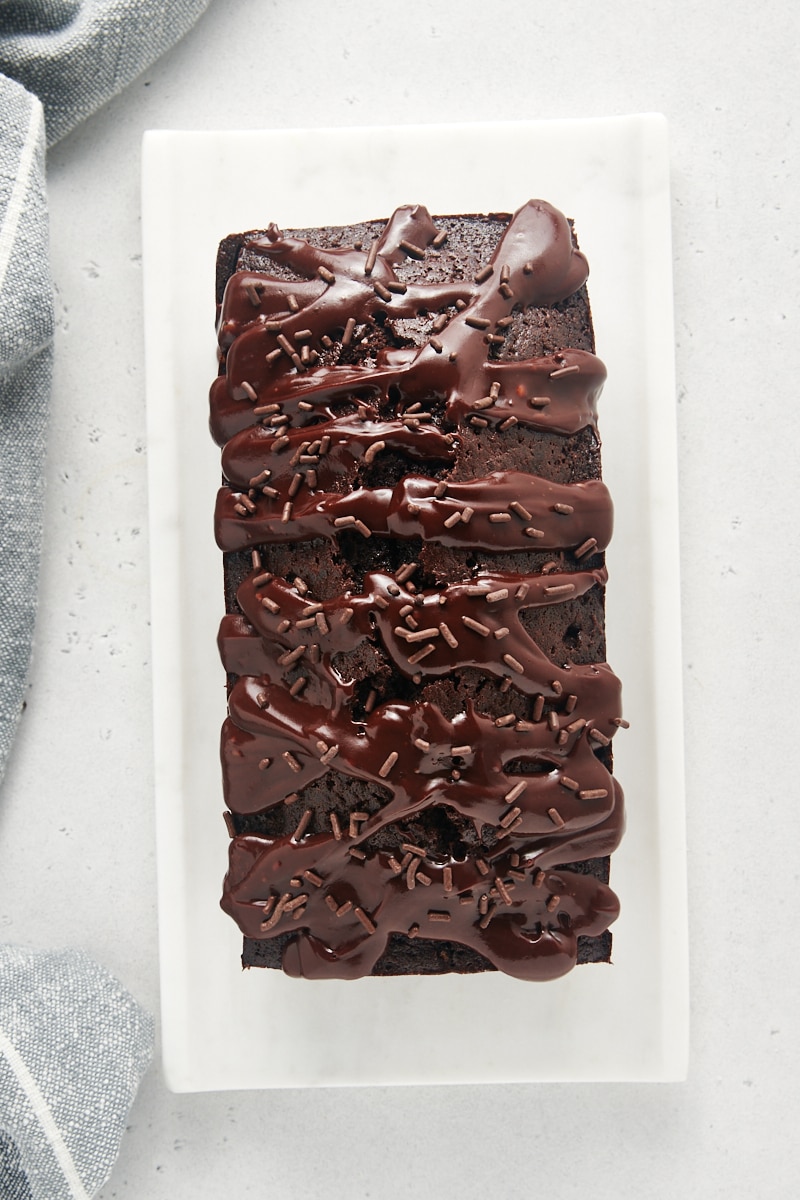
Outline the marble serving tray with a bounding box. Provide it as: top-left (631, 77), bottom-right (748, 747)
top-left (142, 115), bottom-right (687, 1092)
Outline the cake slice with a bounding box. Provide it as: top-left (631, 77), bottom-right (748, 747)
top-left (211, 201), bottom-right (625, 981)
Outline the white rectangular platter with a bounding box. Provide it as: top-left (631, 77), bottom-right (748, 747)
top-left (142, 115), bottom-right (687, 1091)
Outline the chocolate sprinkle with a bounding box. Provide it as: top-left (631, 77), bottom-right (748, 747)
top-left (363, 240), bottom-right (379, 275)
top-left (378, 751), bottom-right (399, 778)
top-left (354, 906), bottom-right (377, 934)
top-left (462, 616), bottom-right (491, 637)
top-left (292, 809), bottom-right (313, 840)
top-left (342, 316), bottom-right (356, 347)
top-left (399, 239), bottom-right (425, 259)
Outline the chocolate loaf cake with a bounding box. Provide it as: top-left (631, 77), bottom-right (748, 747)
top-left (211, 201), bottom-right (625, 982)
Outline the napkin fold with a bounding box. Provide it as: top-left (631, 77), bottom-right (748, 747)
top-left (1, 3), bottom-right (212, 1195)
top-left (0, 0), bottom-right (211, 146)
top-left (0, 945), bottom-right (155, 1200)
top-left (0, 0), bottom-right (209, 782)
top-left (0, 74), bottom-right (51, 790)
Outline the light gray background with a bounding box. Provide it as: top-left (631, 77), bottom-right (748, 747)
top-left (0, 0), bottom-right (797, 1196)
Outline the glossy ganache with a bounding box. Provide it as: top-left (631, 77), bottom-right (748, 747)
top-left (211, 200), bottom-right (625, 981)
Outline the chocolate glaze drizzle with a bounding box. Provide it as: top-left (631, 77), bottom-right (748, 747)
top-left (212, 200), bottom-right (625, 981)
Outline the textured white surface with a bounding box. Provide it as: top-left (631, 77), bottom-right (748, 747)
top-left (0, 0), bottom-right (797, 1193)
top-left (143, 117), bottom-right (686, 1089)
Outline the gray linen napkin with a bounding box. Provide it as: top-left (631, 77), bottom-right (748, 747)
top-left (0, 0), bottom-right (211, 146)
top-left (0, 73), bottom-right (51, 789)
top-left (0, 945), bottom-right (154, 1200)
top-left (1, 3), bottom-right (211, 1195)
top-left (0, 0), bottom-right (211, 782)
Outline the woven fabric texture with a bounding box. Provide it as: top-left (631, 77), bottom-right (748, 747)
top-left (1, 3), bottom-right (211, 1195)
top-left (0, 946), bottom-right (154, 1200)
top-left (0, 0), bottom-right (210, 783)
